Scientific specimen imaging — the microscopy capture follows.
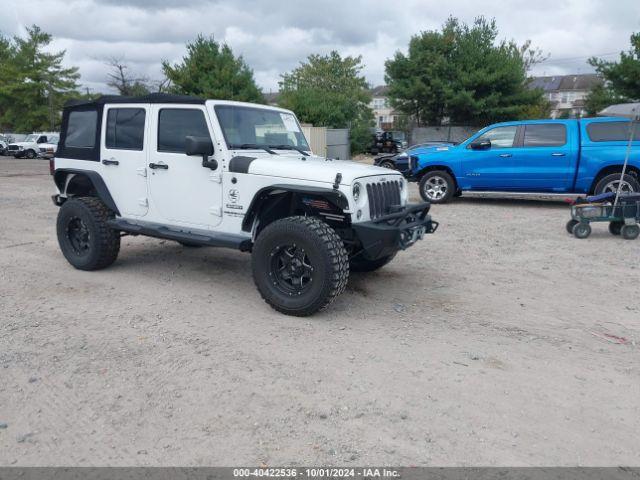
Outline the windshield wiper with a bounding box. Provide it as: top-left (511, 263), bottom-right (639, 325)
top-left (230, 143), bottom-right (277, 155)
top-left (269, 144), bottom-right (310, 156)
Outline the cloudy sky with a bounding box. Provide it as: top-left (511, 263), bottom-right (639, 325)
top-left (2, 0), bottom-right (640, 94)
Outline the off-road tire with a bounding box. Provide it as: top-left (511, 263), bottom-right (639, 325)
top-left (57, 196), bottom-right (120, 271)
top-left (594, 173), bottom-right (640, 195)
top-left (25, 149), bottom-right (37, 159)
top-left (252, 216), bottom-right (349, 316)
top-left (419, 170), bottom-right (455, 204)
top-left (349, 252), bottom-right (397, 272)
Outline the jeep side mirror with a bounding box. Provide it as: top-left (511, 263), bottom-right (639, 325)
top-left (185, 135), bottom-right (217, 169)
top-left (470, 140), bottom-right (491, 150)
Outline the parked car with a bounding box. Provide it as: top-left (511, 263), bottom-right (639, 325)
top-left (374, 142), bottom-right (457, 175)
top-left (51, 93), bottom-right (437, 316)
top-left (409, 118), bottom-right (640, 203)
top-left (0, 136), bottom-right (7, 156)
top-left (38, 135), bottom-right (60, 159)
top-left (6, 133), bottom-right (58, 159)
top-left (368, 131), bottom-right (406, 154)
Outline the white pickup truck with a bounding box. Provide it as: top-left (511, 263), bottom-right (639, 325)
top-left (6, 133), bottom-right (59, 159)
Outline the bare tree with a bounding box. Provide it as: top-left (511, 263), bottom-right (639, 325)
top-left (105, 57), bottom-right (150, 96)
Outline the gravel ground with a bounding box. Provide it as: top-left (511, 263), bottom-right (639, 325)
top-left (0, 156), bottom-right (639, 466)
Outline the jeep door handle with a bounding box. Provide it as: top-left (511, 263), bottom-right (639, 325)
top-left (149, 162), bottom-right (168, 170)
top-left (499, 153), bottom-right (512, 158)
top-left (551, 153), bottom-right (566, 157)
top-left (102, 159), bottom-right (119, 166)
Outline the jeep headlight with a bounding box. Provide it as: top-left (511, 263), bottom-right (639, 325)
top-left (353, 182), bottom-right (362, 202)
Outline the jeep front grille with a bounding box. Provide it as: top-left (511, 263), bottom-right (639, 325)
top-left (367, 180), bottom-right (402, 219)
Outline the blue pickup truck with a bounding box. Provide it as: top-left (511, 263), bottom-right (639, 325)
top-left (409, 118), bottom-right (640, 203)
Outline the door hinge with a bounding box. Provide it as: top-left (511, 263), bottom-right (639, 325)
top-left (137, 167), bottom-right (147, 177)
top-left (209, 206), bottom-right (222, 217)
top-left (138, 198), bottom-right (149, 207)
top-left (209, 172), bottom-right (222, 183)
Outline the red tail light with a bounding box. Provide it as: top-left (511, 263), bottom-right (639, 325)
top-left (49, 157), bottom-right (55, 175)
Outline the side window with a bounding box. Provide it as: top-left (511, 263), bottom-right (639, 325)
top-left (523, 124), bottom-right (567, 147)
top-left (106, 108), bottom-right (146, 150)
top-left (158, 109), bottom-right (210, 153)
top-left (587, 121), bottom-right (640, 142)
top-left (473, 126), bottom-right (518, 148)
top-left (66, 110), bottom-right (98, 148)
top-left (38, 136), bottom-right (47, 144)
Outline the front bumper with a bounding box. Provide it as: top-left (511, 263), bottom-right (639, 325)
top-left (352, 202), bottom-right (438, 260)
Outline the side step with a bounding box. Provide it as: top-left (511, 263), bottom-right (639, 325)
top-left (108, 219), bottom-right (252, 251)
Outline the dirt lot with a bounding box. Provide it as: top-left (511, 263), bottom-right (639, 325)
top-left (1, 156), bottom-right (639, 466)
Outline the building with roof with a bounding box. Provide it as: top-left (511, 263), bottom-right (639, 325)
top-left (369, 85), bottom-right (400, 130)
top-left (529, 74), bottom-right (603, 118)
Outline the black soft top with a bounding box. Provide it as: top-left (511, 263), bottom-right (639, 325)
top-left (64, 92), bottom-right (205, 108)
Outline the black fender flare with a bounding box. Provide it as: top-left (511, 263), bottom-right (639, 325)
top-left (53, 169), bottom-right (120, 215)
top-left (241, 184), bottom-right (349, 232)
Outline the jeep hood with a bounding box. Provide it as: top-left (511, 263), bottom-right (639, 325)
top-left (238, 153), bottom-right (402, 185)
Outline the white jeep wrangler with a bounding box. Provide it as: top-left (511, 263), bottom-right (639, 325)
top-left (52, 93), bottom-right (437, 316)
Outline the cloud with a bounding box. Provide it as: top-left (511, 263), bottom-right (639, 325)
top-left (2, 0), bottom-right (639, 93)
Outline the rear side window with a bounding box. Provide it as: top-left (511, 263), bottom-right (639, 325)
top-left (158, 109), bottom-right (210, 153)
top-left (523, 124), bottom-right (566, 147)
top-left (587, 121), bottom-right (640, 142)
top-left (106, 108), bottom-right (146, 150)
top-left (66, 110), bottom-right (98, 148)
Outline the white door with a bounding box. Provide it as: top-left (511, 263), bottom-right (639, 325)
top-left (147, 105), bottom-right (223, 229)
top-left (100, 105), bottom-right (149, 217)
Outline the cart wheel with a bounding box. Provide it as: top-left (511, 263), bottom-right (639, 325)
top-left (572, 222), bottom-right (591, 239)
top-left (621, 224), bottom-right (640, 240)
top-left (608, 221), bottom-right (623, 236)
top-left (566, 219), bottom-right (579, 234)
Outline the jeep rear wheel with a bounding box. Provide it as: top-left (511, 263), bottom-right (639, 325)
top-left (349, 252), bottom-right (397, 272)
top-left (252, 216), bottom-right (349, 316)
top-left (56, 197), bottom-right (120, 271)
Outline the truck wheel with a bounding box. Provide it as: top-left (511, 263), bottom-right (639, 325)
top-left (25, 149), bottom-right (36, 159)
top-left (566, 219), bottom-right (579, 234)
top-left (609, 221), bottom-right (623, 235)
top-left (349, 252), bottom-right (397, 272)
top-left (621, 224), bottom-right (640, 240)
top-left (419, 171), bottom-right (455, 203)
top-left (594, 173), bottom-right (640, 195)
top-left (56, 197), bottom-right (120, 271)
top-left (252, 216), bottom-right (349, 316)
top-left (379, 160), bottom-right (396, 170)
top-left (572, 222), bottom-right (591, 239)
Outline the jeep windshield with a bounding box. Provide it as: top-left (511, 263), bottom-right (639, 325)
top-left (24, 134), bottom-right (39, 142)
top-left (215, 105), bottom-right (310, 153)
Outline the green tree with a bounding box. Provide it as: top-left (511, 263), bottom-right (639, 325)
top-left (0, 25), bottom-right (80, 131)
top-left (584, 83), bottom-right (626, 116)
top-left (162, 35), bottom-right (263, 103)
top-left (584, 31), bottom-right (640, 115)
top-left (278, 51), bottom-right (374, 154)
top-left (385, 17), bottom-right (545, 126)
top-left (589, 32), bottom-right (640, 101)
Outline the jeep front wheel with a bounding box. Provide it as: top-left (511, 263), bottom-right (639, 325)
top-left (252, 216), bottom-right (349, 316)
top-left (419, 170), bottom-right (455, 203)
top-left (56, 197), bottom-right (120, 271)
top-left (25, 149), bottom-right (37, 159)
